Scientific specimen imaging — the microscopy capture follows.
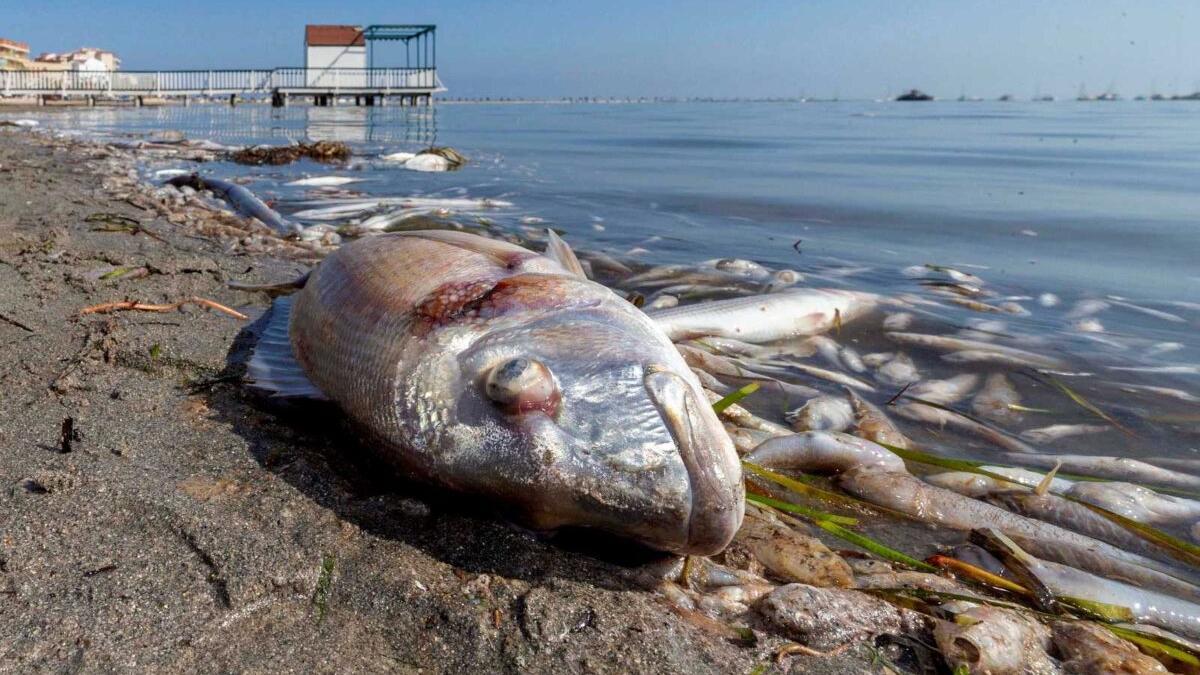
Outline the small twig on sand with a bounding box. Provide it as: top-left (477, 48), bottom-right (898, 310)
top-left (0, 311), bottom-right (35, 332)
top-left (775, 641), bottom-right (853, 662)
top-left (79, 297), bottom-right (248, 321)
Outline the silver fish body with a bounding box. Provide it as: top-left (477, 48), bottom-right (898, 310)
top-left (256, 231), bottom-right (744, 554)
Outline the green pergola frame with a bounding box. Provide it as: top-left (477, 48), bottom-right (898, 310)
top-left (364, 25), bottom-right (436, 71)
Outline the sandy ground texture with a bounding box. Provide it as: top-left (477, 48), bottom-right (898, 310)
top-left (0, 129), bottom-right (889, 673)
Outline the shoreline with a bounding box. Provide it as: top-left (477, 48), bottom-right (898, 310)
top-left (0, 128), bottom-right (872, 672)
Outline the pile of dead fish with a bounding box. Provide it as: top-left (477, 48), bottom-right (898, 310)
top-left (584, 246), bottom-right (1200, 672)
top-left (231, 140), bottom-right (351, 166)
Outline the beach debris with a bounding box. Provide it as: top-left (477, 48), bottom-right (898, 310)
top-left (60, 417), bottom-right (79, 453)
top-left (231, 141), bottom-right (351, 166)
top-left (245, 231), bottom-right (742, 555)
top-left (0, 119), bottom-right (38, 127)
top-left (79, 297), bottom-right (248, 321)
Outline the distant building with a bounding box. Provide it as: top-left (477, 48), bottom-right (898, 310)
top-left (0, 38), bottom-right (31, 70)
top-left (33, 47), bottom-right (121, 72)
top-left (305, 25), bottom-right (366, 87)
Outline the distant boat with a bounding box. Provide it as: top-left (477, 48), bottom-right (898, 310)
top-left (896, 89), bottom-right (933, 101)
top-left (1096, 91), bottom-right (1121, 101)
top-left (998, 94), bottom-right (1014, 102)
top-left (1035, 95), bottom-right (1055, 102)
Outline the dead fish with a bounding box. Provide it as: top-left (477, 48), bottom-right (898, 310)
top-left (886, 332), bottom-right (1066, 369)
top-left (166, 174), bottom-right (300, 236)
top-left (846, 390), bottom-right (911, 449)
top-left (995, 453), bottom-right (1200, 492)
top-left (1066, 299), bottom-right (1110, 319)
top-left (1108, 365), bottom-right (1200, 375)
top-left (246, 230), bottom-right (743, 555)
top-left (983, 530), bottom-right (1200, 640)
top-left (985, 490), bottom-right (1189, 568)
top-left (881, 312), bottom-right (913, 331)
top-left (1107, 297), bottom-right (1187, 323)
top-left (646, 289), bottom-right (877, 344)
top-left (907, 374), bottom-right (979, 405)
top-left (838, 471), bottom-right (1196, 590)
top-left (1052, 621), bottom-right (1170, 674)
top-left (745, 431), bottom-right (906, 474)
top-left (1018, 423), bottom-right (1110, 444)
top-left (1115, 382), bottom-right (1199, 403)
top-left (644, 294), bottom-right (679, 310)
top-left (861, 352), bottom-right (894, 368)
top-left (971, 374), bottom-right (1023, 425)
top-left (786, 395), bottom-right (854, 432)
top-left (285, 176), bottom-right (363, 187)
top-left (934, 605), bottom-right (1056, 675)
top-left (874, 352), bottom-right (921, 387)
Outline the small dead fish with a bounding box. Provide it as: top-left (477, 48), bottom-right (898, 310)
top-left (861, 352), bottom-right (894, 368)
top-left (1107, 297), bottom-right (1187, 323)
top-left (882, 312), bottom-right (913, 330)
top-left (1066, 299), bottom-right (1109, 319)
top-left (786, 395), bottom-right (854, 432)
top-left (906, 374), bottom-right (979, 405)
top-left (886, 332), bottom-right (1066, 369)
top-left (1108, 365), bottom-right (1200, 375)
top-left (647, 289), bottom-right (877, 344)
top-left (934, 605), bottom-right (1056, 675)
top-left (847, 390), bottom-right (911, 449)
top-left (874, 352), bottom-right (921, 387)
top-left (247, 230), bottom-right (743, 554)
top-left (1052, 621), bottom-right (1170, 675)
top-left (285, 176), bottom-right (363, 187)
top-left (971, 373), bottom-right (1023, 425)
top-left (1115, 382), bottom-right (1199, 403)
top-left (1018, 423), bottom-right (1110, 444)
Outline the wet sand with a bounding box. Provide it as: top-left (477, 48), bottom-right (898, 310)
top-left (0, 129), bottom-right (885, 672)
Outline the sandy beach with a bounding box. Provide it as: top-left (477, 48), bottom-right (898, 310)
top-left (0, 128), bottom-right (885, 673)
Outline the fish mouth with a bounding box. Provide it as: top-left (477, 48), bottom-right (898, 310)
top-left (644, 368), bottom-right (744, 555)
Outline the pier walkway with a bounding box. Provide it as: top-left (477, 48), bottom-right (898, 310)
top-left (0, 67), bottom-right (444, 106)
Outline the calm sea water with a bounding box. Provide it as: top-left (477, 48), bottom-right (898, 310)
top-left (45, 101), bottom-right (1200, 302)
top-left (23, 101), bottom-right (1200, 450)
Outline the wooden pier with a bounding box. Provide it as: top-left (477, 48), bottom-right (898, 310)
top-left (0, 67), bottom-right (443, 107)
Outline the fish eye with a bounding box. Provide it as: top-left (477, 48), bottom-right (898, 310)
top-left (484, 357), bottom-right (560, 416)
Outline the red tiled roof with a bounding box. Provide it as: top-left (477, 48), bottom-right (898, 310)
top-left (0, 38), bottom-right (30, 53)
top-left (305, 25), bottom-right (365, 47)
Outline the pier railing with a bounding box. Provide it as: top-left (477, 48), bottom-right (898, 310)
top-left (0, 67), bottom-right (441, 96)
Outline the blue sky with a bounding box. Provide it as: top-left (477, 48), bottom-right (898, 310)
top-left (7, 1), bottom-right (1198, 99)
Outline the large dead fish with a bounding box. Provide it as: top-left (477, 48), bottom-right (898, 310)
top-left (246, 230), bottom-right (744, 555)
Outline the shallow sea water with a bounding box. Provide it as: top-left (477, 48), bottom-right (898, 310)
top-left (27, 101), bottom-right (1200, 465)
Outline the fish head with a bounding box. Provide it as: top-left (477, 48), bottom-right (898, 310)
top-left (445, 295), bottom-right (743, 556)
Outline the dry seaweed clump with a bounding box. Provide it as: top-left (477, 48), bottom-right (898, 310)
top-left (231, 141), bottom-right (351, 166)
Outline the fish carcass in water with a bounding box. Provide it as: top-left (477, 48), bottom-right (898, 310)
top-left (246, 230), bottom-right (743, 554)
top-left (646, 289), bottom-right (877, 343)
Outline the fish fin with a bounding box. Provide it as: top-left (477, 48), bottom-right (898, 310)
top-left (1034, 460), bottom-right (1063, 496)
top-left (228, 271), bottom-right (311, 296)
top-left (246, 296), bottom-right (327, 399)
top-left (544, 229), bottom-right (587, 279)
